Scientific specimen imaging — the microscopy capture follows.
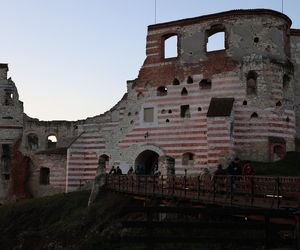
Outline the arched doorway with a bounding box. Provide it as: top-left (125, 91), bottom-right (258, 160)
top-left (135, 150), bottom-right (159, 175)
top-left (98, 154), bottom-right (109, 170)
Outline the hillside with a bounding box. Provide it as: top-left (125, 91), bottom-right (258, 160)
top-left (0, 191), bottom-right (134, 250)
top-left (0, 190), bottom-right (270, 250)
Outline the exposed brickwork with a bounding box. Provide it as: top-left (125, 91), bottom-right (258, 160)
top-left (9, 140), bottom-right (30, 200)
top-left (1, 9), bottom-right (300, 199)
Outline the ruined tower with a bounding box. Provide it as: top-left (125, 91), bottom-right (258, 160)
top-left (0, 64), bottom-right (24, 200)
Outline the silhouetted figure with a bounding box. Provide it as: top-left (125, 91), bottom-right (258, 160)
top-left (153, 167), bottom-right (161, 176)
top-left (109, 166), bottom-right (116, 175)
top-left (242, 161), bottom-right (256, 175)
top-left (116, 166), bottom-right (122, 175)
top-left (127, 166), bottom-right (134, 175)
top-left (213, 164), bottom-right (227, 194)
top-left (214, 164), bottom-right (227, 176)
top-left (227, 157), bottom-right (242, 176)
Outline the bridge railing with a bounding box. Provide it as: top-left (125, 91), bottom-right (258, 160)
top-left (106, 174), bottom-right (300, 209)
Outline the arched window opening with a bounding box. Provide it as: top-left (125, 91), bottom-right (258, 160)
top-left (283, 74), bottom-right (290, 93)
top-left (27, 133), bottom-right (39, 151)
top-left (243, 100), bottom-right (247, 106)
top-left (181, 87), bottom-right (188, 96)
top-left (164, 35), bottom-right (178, 59)
top-left (173, 78), bottom-right (180, 85)
top-left (187, 76), bottom-right (193, 84)
top-left (40, 167), bottom-right (50, 185)
top-left (199, 79), bottom-right (212, 89)
top-left (276, 101), bottom-right (282, 107)
top-left (250, 112), bottom-right (258, 119)
top-left (198, 107), bottom-right (202, 112)
top-left (157, 86), bottom-right (168, 96)
top-left (166, 119), bottom-right (170, 123)
top-left (246, 71), bottom-right (257, 95)
top-left (168, 109), bottom-right (172, 114)
top-left (47, 135), bottom-right (57, 149)
top-left (286, 116), bottom-right (290, 122)
top-left (182, 152), bottom-right (194, 166)
top-left (206, 25), bottom-right (226, 52)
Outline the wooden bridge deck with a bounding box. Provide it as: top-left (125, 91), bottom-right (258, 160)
top-left (106, 175), bottom-right (300, 210)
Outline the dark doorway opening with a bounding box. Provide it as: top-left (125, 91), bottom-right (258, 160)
top-left (135, 150), bottom-right (159, 175)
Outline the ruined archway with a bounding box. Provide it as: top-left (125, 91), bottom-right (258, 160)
top-left (98, 154), bottom-right (109, 171)
top-left (134, 150), bottom-right (159, 175)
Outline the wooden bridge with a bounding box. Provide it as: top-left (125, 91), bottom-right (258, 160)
top-left (104, 174), bottom-right (300, 249)
top-left (106, 174), bottom-right (300, 210)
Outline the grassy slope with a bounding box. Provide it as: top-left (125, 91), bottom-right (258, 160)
top-left (0, 191), bottom-right (265, 250)
top-left (0, 191), bottom-right (134, 250)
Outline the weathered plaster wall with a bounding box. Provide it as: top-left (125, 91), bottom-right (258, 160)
top-left (291, 31), bottom-right (300, 139)
top-left (21, 118), bottom-right (79, 154)
top-left (0, 65), bottom-right (24, 202)
top-left (66, 9), bottom-right (298, 191)
top-left (28, 151), bottom-right (67, 197)
top-left (0, 9), bottom-right (299, 197)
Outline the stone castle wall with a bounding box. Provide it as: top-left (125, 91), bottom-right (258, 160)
top-left (0, 9), bottom-right (299, 199)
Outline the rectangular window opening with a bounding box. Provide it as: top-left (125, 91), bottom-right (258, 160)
top-left (180, 105), bottom-right (190, 118)
top-left (40, 167), bottom-right (50, 185)
top-left (143, 107), bottom-right (154, 123)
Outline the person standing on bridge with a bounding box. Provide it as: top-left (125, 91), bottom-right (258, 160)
top-left (213, 164), bottom-right (227, 194)
top-left (127, 166), bottom-right (134, 175)
top-left (227, 157), bottom-right (242, 176)
top-left (242, 161), bottom-right (256, 176)
top-left (116, 166), bottom-right (123, 175)
top-left (200, 168), bottom-right (212, 195)
top-left (109, 166), bottom-right (116, 175)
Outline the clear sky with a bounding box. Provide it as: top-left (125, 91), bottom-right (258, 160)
top-left (0, 0), bottom-right (299, 121)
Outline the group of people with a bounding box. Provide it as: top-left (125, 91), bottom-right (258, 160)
top-left (109, 164), bottom-right (161, 176)
top-left (108, 157), bottom-right (255, 178)
top-left (108, 165), bottom-right (146, 176)
top-left (108, 165), bottom-right (123, 175)
top-left (214, 157), bottom-right (256, 177)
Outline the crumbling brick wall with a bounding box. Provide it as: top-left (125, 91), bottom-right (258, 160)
top-left (66, 9), bottom-right (298, 191)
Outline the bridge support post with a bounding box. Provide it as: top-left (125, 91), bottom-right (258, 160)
top-left (146, 209), bottom-right (154, 250)
top-left (264, 215), bottom-right (275, 249)
top-left (158, 155), bottom-right (175, 196)
top-left (88, 156), bottom-right (106, 206)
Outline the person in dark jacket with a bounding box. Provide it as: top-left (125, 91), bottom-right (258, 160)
top-left (227, 157), bottom-right (242, 176)
top-left (214, 164), bottom-right (227, 176)
top-left (116, 166), bottom-right (122, 175)
top-left (127, 166), bottom-right (134, 175)
top-left (109, 166), bottom-right (116, 175)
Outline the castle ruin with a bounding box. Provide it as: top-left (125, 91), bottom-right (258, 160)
top-left (0, 9), bottom-right (300, 201)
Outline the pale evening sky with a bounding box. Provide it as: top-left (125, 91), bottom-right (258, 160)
top-left (0, 0), bottom-right (299, 121)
